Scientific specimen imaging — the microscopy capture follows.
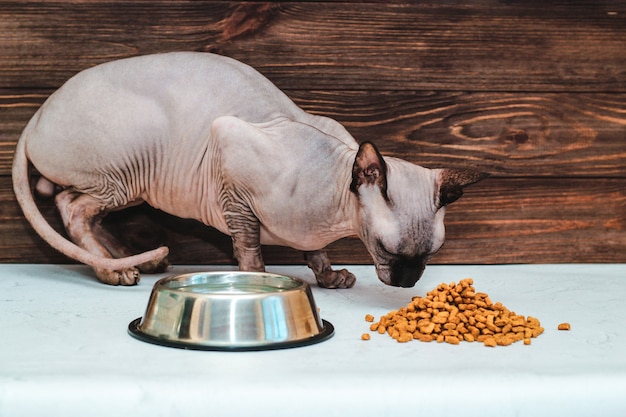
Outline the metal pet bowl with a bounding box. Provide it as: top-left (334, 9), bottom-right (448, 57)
top-left (128, 271), bottom-right (334, 351)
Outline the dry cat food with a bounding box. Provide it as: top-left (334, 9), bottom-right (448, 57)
top-left (558, 322), bottom-right (571, 331)
top-left (365, 278), bottom-right (544, 347)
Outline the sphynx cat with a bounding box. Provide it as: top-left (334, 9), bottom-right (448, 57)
top-left (13, 52), bottom-right (486, 287)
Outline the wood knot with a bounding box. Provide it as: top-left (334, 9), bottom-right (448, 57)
top-left (218, 3), bottom-right (281, 43)
top-left (505, 129), bottom-right (529, 144)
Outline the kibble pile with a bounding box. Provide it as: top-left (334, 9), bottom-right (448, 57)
top-left (364, 278), bottom-right (545, 347)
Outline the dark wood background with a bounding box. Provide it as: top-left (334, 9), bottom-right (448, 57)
top-left (1, 1), bottom-right (624, 267)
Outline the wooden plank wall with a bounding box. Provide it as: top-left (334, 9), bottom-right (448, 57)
top-left (1, 1), bottom-right (624, 267)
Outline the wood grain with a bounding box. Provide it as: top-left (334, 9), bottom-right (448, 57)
top-left (0, 0), bottom-right (624, 266)
top-left (0, 1), bottom-right (624, 91)
top-left (2, 176), bottom-right (624, 265)
top-left (2, 90), bottom-right (625, 177)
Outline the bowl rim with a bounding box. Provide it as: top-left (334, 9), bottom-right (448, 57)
top-left (128, 318), bottom-right (334, 352)
top-left (152, 271), bottom-right (308, 295)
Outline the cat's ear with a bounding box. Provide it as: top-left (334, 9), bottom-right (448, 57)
top-left (437, 169), bottom-right (488, 207)
top-left (350, 141), bottom-right (388, 200)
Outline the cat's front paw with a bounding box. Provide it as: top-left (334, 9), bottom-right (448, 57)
top-left (315, 268), bottom-right (356, 289)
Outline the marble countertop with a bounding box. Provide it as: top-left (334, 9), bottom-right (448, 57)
top-left (1, 264), bottom-right (625, 417)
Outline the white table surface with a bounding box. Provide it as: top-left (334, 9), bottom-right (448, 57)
top-left (1, 263), bottom-right (625, 417)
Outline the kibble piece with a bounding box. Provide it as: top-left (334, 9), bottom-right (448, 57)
top-left (420, 322), bottom-right (435, 334)
top-left (445, 335), bottom-right (460, 345)
top-left (361, 333), bottom-right (371, 341)
top-left (443, 322), bottom-right (457, 331)
top-left (558, 322), bottom-right (571, 331)
top-left (365, 314), bottom-right (375, 322)
top-left (432, 312), bottom-right (449, 324)
top-left (483, 337), bottom-right (497, 347)
top-left (531, 327), bottom-right (545, 338)
top-left (397, 332), bottom-right (413, 343)
top-left (469, 326), bottom-right (480, 338)
top-left (414, 332), bottom-right (435, 343)
top-left (496, 334), bottom-right (514, 346)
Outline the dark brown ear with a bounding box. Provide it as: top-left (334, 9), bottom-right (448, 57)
top-left (350, 141), bottom-right (388, 200)
top-left (438, 169), bottom-right (489, 207)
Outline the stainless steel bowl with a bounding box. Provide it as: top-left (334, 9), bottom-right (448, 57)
top-left (128, 271), bottom-right (334, 351)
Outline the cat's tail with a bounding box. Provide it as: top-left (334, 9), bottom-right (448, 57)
top-left (12, 120), bottom-right (169, 275)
